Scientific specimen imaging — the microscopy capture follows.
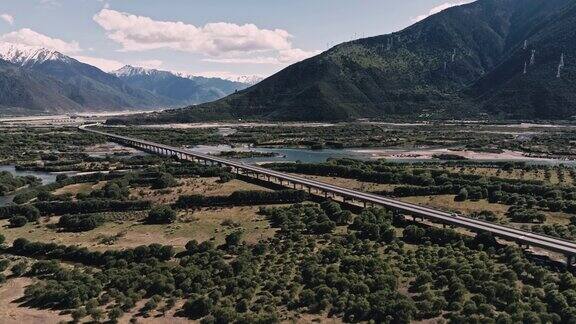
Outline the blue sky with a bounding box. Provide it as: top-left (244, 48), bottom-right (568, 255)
top-left (0, 0), bottom-right (472, 79)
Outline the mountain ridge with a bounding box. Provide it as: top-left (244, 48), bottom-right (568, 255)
top-left (113, 0), bottom-right (576, 124)
top-left (0, 43), bottom-right (253, 115)
top-left (0, 59), bottom-right (84, 114)
top-left (0, 42), bottom-right (176, 113)
top-left (112, 65), bottom-right (249, 106)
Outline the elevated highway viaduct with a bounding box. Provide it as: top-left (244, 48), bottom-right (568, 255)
top-left (80, 124), bottom-right (576, 268)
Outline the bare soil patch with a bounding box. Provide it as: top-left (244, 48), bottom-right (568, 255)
top-left (0, 277), bottom-right (70, 324)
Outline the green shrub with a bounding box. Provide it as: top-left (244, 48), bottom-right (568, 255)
top-left (9, 215), bottom-right (28, 228)
top-left (146, 206), bottom-right (177, 224)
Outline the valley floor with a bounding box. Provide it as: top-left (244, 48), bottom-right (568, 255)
top-left (1, 123), bottom-right (576, 323)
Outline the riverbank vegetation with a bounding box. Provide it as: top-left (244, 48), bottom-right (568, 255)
top-left (99, 122), bottom-right (576, 160)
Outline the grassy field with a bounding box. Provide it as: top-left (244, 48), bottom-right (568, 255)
top-left (443, 166), bottom-right (574, 185)
top-left (295, 174), bottom-right (400, 192)
top-left (0, 206), bottom-right (276, 251)
top-left (400, 194), bottom-right (573, 225)
top-left (52, 181), bottom-right (107, 196)
top-left (130, 178), bottom-right (272, 204)
top-left (400, 195), bottom-right (510, 217)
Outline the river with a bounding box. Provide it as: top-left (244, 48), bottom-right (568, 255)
top-left (187, 144), bottom-right (576, 166)
top-left (0, 165), bottom-right (59, 206)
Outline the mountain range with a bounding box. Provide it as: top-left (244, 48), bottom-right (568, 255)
top-left (115, 0), bottom-right (576, 124)
top-left (0, 43), bottom-right (251, 115)
top-left (111, 65), bottom-right (249, 107)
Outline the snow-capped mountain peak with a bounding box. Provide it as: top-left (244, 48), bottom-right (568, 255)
top-left (231, 75), bottom-right (264, 86)
top-left (111, 65), bottom-right (175, 79)
top-left (113, 65), bottom-right (262, 86)
top-left (0, 42), bottom-right (71, 66)
top-left (113, 65), bottom-right (153, 77)
top-left (176, 71), bottom-right (264, 85)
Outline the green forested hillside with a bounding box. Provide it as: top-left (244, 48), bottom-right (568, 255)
top-left (116, 0), bottom-right (576, 123)
top-left (471, 1), bottom-right (576, 118)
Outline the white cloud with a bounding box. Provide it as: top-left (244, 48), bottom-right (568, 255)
top-left (0, 26), bottom-right (166, 74)
top-left (202, 57), bottom-right (280, 65)
top-left (0, 28), bottom-right (81, 54)
top-left (0, 14), bottom-right (14, 25)
top-left (411, 1), bottom-right (473, 22)
top-left (93, 9), bottom-right (292, 55)
top-left (278, 48), bottom-right (320, 63)
top-left (39, 0), bottom-right (61, 7)
top-left (72, 55), bottom-right (124, 71)
top-left (92, 9), bottom-right (318, 65)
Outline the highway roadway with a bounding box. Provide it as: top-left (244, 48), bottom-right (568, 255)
top-left (79, 124), bottom-right (576, 266)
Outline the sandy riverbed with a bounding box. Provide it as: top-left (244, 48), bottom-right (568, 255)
top-left (133, 122), bottom-right (336, 129)
top-left (351, 148), bottom-right (558, 162)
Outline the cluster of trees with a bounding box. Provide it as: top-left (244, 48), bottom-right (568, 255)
top-left (159, 162), bottom-right (231, 179)
top-left (487, 185), bottom-right (576, 213)
top-left (23, 260), bottom-right (103, 309)
top-left (121, 171), bottom-right (178, 190)
top-left (403, 225), bottom-right (468, 245)
top-left (9, 215), bottom-right (29, 228)
top-left (532, 222), bottom-right (576, 241)
top-left (268, 160), bottom-right (543, 190)
top-left (263, 204), bottom-right (336, 235)
top-left (506, 206), bottom-right (547, 223)
top-left (455, 186), bottom-right (489, 201)
top-left (151, 172), bottom-right (178, 189)
top-left (12, 172), bottom-right (124, 204)
top-left (406, 243), bottom-right (576, 322)
top-left (350, 208), bottom-right (395, 242)
top-left (175, 190), bottom-right (308, 209)
top-left (146, 206), bottom-right (177, 224)
top-left (268, 162), bottom-right (436, 187)
top-left (57, 213), bottom-right (106, 232)
top-left (263, 161), bottom-right (576, 239)
top-left (32, 199), bottom-right (151, 216)
top-left (11, 238), bottom-right (174, 266)
top-left (319, 200), bottom-right (353, 225)
top-left (393, 185), bottom-right (455, 197)
top-left (16, 159), bottom-right (86, 172)
top-left (103, 126), bottom-right (223, 148)
top-left (5, 200), bottom-right (576, 323)
top-left (0, 204), bottom-right (40, 220)
top-left (10, 164), bottom-right (185, 205)
top-left (0, 205), bottom-right (40, 228)
top-left (0, 171), bottom-right (41, 195)
top-left (3, 127), bottom-right (102, 162)
top-left (89, 179), bottom-right (130, 200)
